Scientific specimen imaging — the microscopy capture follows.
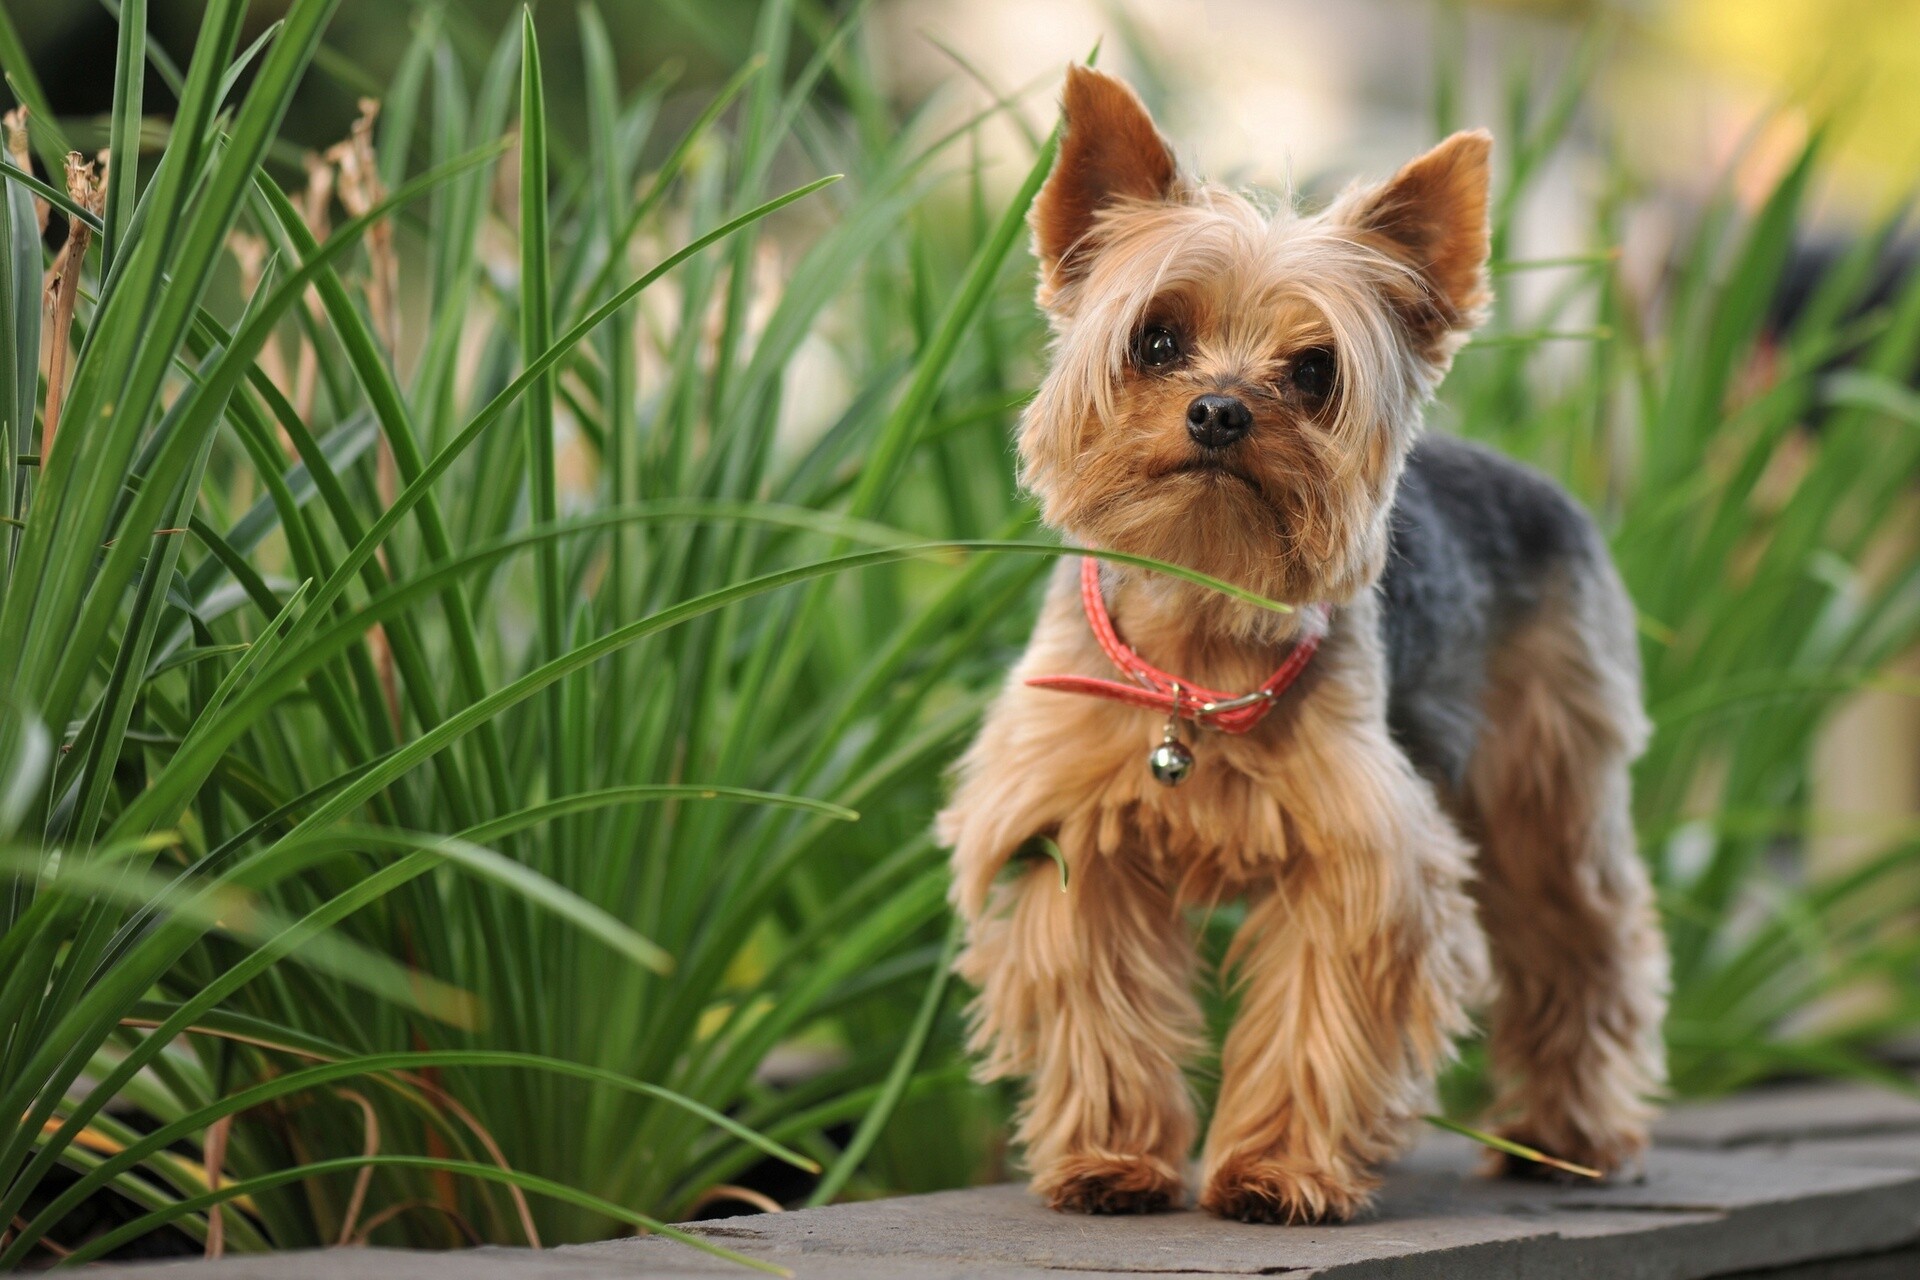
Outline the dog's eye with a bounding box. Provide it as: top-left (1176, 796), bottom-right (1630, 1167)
top-left (1135, 326), bottom-right (1182, 370)
top-left (1291, 347), bottom-right (1336, 401)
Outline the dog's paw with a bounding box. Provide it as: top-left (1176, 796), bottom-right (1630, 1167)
top-left (1037, 1153), bottom-right (1184, 1215)
top-left (1485, 1124), bottom-right (1647, 1184)
top-left (1200, 1157), bottom-right (1375, 1225)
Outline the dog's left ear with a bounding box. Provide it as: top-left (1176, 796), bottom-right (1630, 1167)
top-left (1336, 130), bottom-right (1493, 337)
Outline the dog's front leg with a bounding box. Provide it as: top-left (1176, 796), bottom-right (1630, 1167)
top-left (939, 575), bottom-right (1209, 1213)
top-left (945, 792), bottom-right (1202, 1212)
top-left (1200, 738), bottom-right (1486, 1224)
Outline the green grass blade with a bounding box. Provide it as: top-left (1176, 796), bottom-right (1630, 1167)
top-left (1423, 1114), bottom-right (1601, 1179)
top-left (457, 784), bottom-right (857, 845)
top-left (0, 2), bottom-right (70, 169)
top-left (519, 8), bottom-right (565, 805)
top-left (102, 0), bottom-right (146, 268)
top-left (0, 141), bottom-right (38, 586)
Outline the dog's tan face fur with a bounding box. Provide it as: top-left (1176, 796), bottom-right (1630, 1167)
top-left (1021, 68), bottom-right (1490, 627)
top-left (940, 66), bottom-right (1667, 1228)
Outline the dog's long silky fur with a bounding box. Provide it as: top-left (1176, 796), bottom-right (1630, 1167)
top-left (937, 67), bottom-right (1668, 1225)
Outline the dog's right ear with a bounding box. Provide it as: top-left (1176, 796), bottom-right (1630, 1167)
top-left (1031, 66), bottom-right (1178, 299)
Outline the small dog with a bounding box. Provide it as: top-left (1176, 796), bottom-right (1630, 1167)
top-left (937, 67), bottom-right (1668, 1225)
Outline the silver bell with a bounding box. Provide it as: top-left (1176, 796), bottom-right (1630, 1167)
top-left (1149, 711), bottom-right (1195, 786)
top-left (1149, 738), bottom-right (1194, 785)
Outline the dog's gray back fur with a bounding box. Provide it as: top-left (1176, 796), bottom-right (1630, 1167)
top-left (1377, 434), bottom-right (1612, 791)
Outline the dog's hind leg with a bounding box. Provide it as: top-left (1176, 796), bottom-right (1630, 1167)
top-left (1465, 568), bottom-right (1668, 1178)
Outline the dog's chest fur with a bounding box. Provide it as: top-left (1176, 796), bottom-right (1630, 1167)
top-left (1016, 435), bottom-right (1599, 896)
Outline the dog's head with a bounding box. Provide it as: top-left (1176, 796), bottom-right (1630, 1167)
top-left (1019, 67), bottom-right (1492, 622)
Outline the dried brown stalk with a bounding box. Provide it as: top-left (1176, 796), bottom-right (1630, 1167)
top-left (292, 152), bottom-right (335, 424)
top-left (202, 1115), bottom-right (232, 1259)
top-left (228, 230), bottom-right (287, 381)
top-left (349, 1199), bottom-right (482, 1248)
top-left (228, 228), bottom-right (300, 462)
top-left (43, 153), bottom-right (105, 458)
top-left (323, 99), bottom-right (403, 729)
top-left (7, 1215), bottom-right (70, 1261)
top-left (326, 99), bottom-right (396, 354)
top-left (334, 1090), bottom-right (382, 1246)
top-left (118, 1017), bottom-right (542, 1248)
top-left (2, 107), bottom-right (45, 234)
top-left (687, 1184), bottom-right (785, 1216)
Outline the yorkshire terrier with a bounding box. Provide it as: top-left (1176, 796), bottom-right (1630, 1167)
top-left (937, 67), bottom-right (1668, 1225)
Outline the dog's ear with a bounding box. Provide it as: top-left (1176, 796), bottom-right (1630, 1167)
top-left (1031, 66), bottom-right (1178, 297)
top-left (1336, 129), bottom-right (1493, 335)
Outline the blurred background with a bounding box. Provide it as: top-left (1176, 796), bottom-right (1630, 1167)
top-left (20, 0), bottom-right (1920, 209)
top-left (3, 0), bottom-right (1918, 1262)
top-left (16, 2), bottom-right (1919, 854)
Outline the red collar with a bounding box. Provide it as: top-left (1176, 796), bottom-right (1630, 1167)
top-left (1024, 557), bottom-right (1330, 735)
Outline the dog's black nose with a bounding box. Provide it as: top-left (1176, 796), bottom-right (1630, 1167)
top-left (1186, 394), bottom-right (1252, 449)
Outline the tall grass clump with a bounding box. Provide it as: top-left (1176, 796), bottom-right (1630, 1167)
top-left (1433, 18), bottom-right (1920, 1099)
top-left (0, 0), bottom-right (1915, 1267)
top-left (0, 0), bottom-right (1062, 1262)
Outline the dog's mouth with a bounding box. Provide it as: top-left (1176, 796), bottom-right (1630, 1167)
top-left (1165, 456), bottom-right (1262, 490)
top-left (1149, 455), bottom-right (1291, 530)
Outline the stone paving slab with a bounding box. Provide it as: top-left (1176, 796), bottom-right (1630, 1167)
top-left (1653, 1082), bottom-right (1920, 1150)
top-left (1762, 1134), bottom-right (1920, 1171)
top-left (1719, 1250), bottom-right (1920, 1280)
top-left (89, 1127), bottom-right (1920, 1280)
top-left (581, 1135), bottom-right (1920, 1279)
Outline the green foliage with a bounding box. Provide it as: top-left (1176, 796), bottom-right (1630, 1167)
top-left (0, 0), bottom-right (1047, 1260)
top-left (0, 1), bottom-right (1915, 1268)
top-left (1435, 24), bottom-right (1920, 1099)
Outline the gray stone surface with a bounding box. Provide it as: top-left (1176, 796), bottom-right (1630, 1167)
top-left (1653, 1082), bottom-right (1920, 1150)
top-left (567, 1135), bottom-right (1920, 1279)
top-left (1765, 1134), bottom-right (1920, 1171)
top-left (1717, 1248), bottom-right (1920, 1280)
top-left (82, 1093), bottom-right (1920, 1280)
